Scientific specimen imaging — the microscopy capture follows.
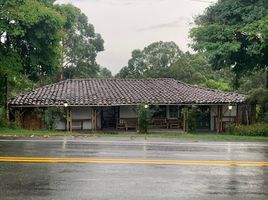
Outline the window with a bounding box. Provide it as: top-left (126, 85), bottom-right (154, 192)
top-left (169, 105), bottom-right (178, 118)
top-left (151, 105), bottom-right (167, 118)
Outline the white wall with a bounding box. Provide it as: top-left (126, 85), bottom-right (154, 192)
top-left (120, 106), bottom-right (137, 118)
top-left (55, 107), bottom-right (92, 130)
top-left (72, 107), bottom-right (92, 119)
top-left (222, 105), bottom-right (237, 117)
top-left (83, 119), bottom-right (91, 130)
top-left (72, 107), bottom-right (93, 130)
top-left (56, 120), bottom-right (66, 130)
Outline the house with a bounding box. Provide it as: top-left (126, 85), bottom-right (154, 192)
top-left (8, 79), bottom-right (255, 132)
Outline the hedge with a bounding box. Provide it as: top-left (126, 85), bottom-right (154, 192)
top-left (226, 123), bottom-right (268, 137)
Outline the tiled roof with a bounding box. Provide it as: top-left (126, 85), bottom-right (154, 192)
top-left (9, 79), bottom-right (246, 107)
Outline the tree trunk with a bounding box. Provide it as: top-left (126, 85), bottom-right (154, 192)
top-left (60, 37), bottom-right (65, 81)
top-left (4, 74), bottom-right (9, 120)
top-left (265, 67), bottom-right (268, 89)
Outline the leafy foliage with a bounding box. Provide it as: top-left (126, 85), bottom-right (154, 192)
top-left (237, 70), bottom-right (266, 93)
top-left (230, 123), bottom-right (268, 137)
top-left (116, 41), bottom-right (234, 91)
top-left (182, 107), bottom-right (198, 133)
top-left (137, 105), bottom-right (151, 133)
top-left (0, 1), bottom-right (105, 112)
top-left (0, 107), bottom-right (5, 127)
top-left (35, 107), bottom-right (65, 130)
top-left (0, 0), bottom-right (65, 82)
top-left (169, 52), bottom-right (234, 90)
top-left (56, 4), bottom-right (104, 79)
top-left (0, 0), bottom-right (65, 108)
top-left (117, 41), bottom-right (183, 79)
top-left (247, 88), bottom-right (268, 122)
top-left (0, 107), bottom-right (20, 129)
top-left (190, 0), bottom-right (268, 87)
top-left (98, 67), bottom-right (113, 78)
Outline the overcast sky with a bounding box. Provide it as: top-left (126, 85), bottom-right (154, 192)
top-left (56, 0), bottom-right (217, 74)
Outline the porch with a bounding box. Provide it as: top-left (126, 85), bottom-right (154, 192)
top-left (56, 104), bottom-right (243, 133)
top-left (61, 105), bottom-right (186, 132)
top-left (12, 104), bottom-right (255, 133)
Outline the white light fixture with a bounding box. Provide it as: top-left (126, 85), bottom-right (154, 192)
top-left (228, 105), bottom-right (233, 110)
top-left (64, 103), bottom-right (68, 107)
top-left (144, 104), bottom-right (149, 109)
top-left (231, 62), bottom-right (237, 69)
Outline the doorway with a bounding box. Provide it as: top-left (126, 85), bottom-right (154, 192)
top-left (101, 106), bottom-right (119, 129)
top-left (196, 106), bottom-right (211, 130)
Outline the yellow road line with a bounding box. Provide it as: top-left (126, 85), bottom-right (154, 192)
top-left (0, 157), bottom-right (267, 166)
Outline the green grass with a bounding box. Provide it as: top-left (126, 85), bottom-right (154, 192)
top-left (91, 133), bottom-right (268, 141)
top-left (0, 128), bottom-right (79, 137)
top-left (0, 128), bottom-right (267, 141)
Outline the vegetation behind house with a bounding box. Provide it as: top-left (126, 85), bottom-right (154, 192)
top-left (0, 0), bottom-right (267, 132)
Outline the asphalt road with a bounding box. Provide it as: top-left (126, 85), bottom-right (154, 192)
top-left (0, 137), bottom-right (267, 200)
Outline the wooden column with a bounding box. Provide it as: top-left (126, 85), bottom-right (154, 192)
top-left (91, 108), bottom-right (97, 130)
top-left (183, 107), bottom-right (189, 132)
top-left (66, 109), bottom-right (72, 132)
top-left (15, 110), bottom-right (22, 126)
top-left (216, 105), bottom-right (223, 133)
top-left (216, 105), bottom-right (219, 133)
top-left (250, 104), bottom-right (256, 125)
top-left (236, 105), bottom-right (239, 125)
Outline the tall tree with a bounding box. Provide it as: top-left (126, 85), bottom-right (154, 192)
top-left (190, 0), bottom-right (268, 88)
top-left (98, 67), bottom-right (113, 78)
top-left (56, 4), bottom-right (104, 79)
top-left (0, 0), bottom-right (65, 82)
top-left (116, 41), bottom-right (233, 90)
top-left (117, 41), bottom-right (183, 78)
top-left (0, 0), bottom-right (66, 113)
top-left (170, 52), bottom-right (234, 91)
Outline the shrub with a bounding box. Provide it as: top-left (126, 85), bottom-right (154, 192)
top-left (246, 88), bottom-right (268, 122)
top-left (35, 107), bottom-right (65, 130)
top-left (182, 107), bottom-right (198, 133)
top-left (228, 123), bottom-right (268, 137)
top-left (225, 122), bottom-right (236, 134)
top-left (0, 107), bottom-right (4, 127)
top-left (7, 121), bottom-right (20, 129)
top-left (137, 104), bottom-right (151, 133)
top-left (0, 107), bottom-right (21, 129)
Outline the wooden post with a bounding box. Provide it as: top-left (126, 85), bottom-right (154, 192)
top-left (66, 109), bottom-right (72, 132)
top-left (15, 110), bottom-right (22, 126)
top-left (91, 108), bottom-right (97, 130)
top-left (236, 105), bottom-right (239, 125)
top-left (91, 108), bottom-right (94, 130)
top-left (250, 104), bottom-right (256, 125)
top-left (246, 108), bottom-right (249, 125)
top-left (219, 105), bottom-right (223, 132)
top-left (4, 73), bottom-right (8, 120)
top-left (183, 107), bottom-right (189, 132)
top-left (216, 105), bottom-right (223, 133)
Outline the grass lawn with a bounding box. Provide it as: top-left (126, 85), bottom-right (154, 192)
top-left (0, 128), bottom-right (267, 142)
top-left (0, 128), bottom-right (77, 137)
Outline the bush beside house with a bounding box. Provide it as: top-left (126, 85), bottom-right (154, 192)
top-left (226, 123), bottom-right (268, 137)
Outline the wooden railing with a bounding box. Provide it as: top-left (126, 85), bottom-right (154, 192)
top-left (117, 118), bottom-right (181, 130)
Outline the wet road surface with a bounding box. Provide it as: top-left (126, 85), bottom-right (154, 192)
top-left (0, 137), bottom-right (267, 199)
